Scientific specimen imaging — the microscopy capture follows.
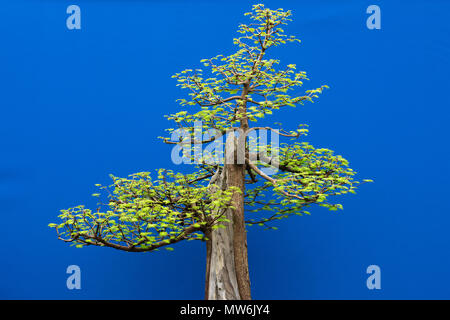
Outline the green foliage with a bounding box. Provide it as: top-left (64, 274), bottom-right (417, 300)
top-left (50, 4), bottom-right (371, 252)
top-left (245, 142), bottom-right (370, 228)
top-left (49, 170), bottom-right (239, 251)
top-left (165, 4), bottom-right (327, 136)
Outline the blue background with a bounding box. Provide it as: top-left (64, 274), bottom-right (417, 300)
top-left (1, 0), bottom-right (449, 299)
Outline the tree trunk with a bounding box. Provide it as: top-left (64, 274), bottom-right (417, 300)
top-left (205, 132), bottom-right (251, 300)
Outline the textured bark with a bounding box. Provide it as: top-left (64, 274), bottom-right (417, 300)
top-left (227, 162), bottom-right (251, 300)
top-left (206, 163), bottom-right (240, 299)
top-left (204, 229), bottom-right (212, 299)
top-left (205, 132), bottom-right (251, 300)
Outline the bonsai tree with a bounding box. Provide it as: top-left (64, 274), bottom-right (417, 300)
top-left (49, 4), bottom-right (370, 300)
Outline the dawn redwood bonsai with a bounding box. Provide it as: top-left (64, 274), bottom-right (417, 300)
top-left (50, 4), bottom-right (371, 300)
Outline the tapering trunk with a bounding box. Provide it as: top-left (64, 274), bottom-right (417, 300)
top-left (205, 133), bottom-right (251, 300)
top-left (205, 202), bottom-right (241, 299)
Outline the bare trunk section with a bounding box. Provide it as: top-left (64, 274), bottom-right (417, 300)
top-left (227, 162), bottom-right (251, 300)
top-left (205, 132), bottom-right (251, 300)
top-left (205, 161), bottom-right (240, 299)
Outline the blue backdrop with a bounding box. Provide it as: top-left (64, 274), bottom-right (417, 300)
top-left (1, 0), bottom-right (449, 299)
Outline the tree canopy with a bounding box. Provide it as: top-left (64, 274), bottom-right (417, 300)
top-left (49, 4), bottom-right (371, 253)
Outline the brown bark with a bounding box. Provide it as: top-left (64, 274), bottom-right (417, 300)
top-left (204, 229), bottom-right (212, 299)
top-left (233, 83), bottom-right (251, 300)
top-left (205, 132), bottom-right (251, 300)
top-left (226, 162), bottom-right (251, 300)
